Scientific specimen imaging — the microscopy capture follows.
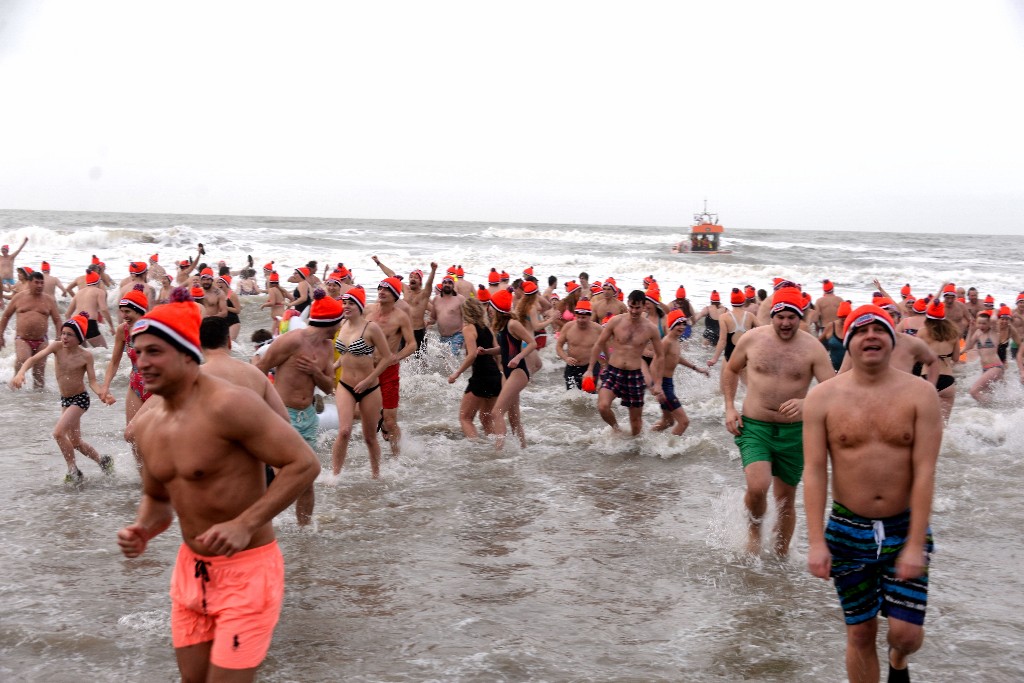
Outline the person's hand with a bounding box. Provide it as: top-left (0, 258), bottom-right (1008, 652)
top-left (895, 542), bottom-right (928, 580)
top-left (725, 407), bottom-right (743, 436)
top-left (697, 366), bottom-right (710, 376)
top-left (101, 393), bottom-right (117, 406)
top-left (807, 542), bottom-right (831, 579)
top-left (430, 262), bottom-right (438, 271)
top-left (117, 525), bottom-right (149, 558)
top-left (707, 358), bottom-right (717, 367)
top-left (197, 243), bottom-right (205, 255)
top-left (447, 372), bottom-right (459, 384)
top-left (10, 372), bottom-right (25, 390)
top-left (372, 255), bottom-right (379, 263)
top-left (778, 398), bottom-right (804, 419)
top-left (194, 520), bottom-right (253, 557)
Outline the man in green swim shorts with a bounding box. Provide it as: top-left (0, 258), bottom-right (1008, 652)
top-left (722, 285), bottom-right (834, 556)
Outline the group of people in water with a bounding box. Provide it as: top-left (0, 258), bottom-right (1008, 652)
top-left (2, 234), bottom-right (1022, 682)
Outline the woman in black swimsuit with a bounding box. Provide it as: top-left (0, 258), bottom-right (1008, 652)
top-left (448, 298), bottom-right (502, 439)
top-left (489, 289), bottom-right (537, 450)
top-left (330, 286), bottom-right (392, 478)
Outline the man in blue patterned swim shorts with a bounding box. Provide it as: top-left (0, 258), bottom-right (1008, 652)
top-left (803, 305), bottom-right (943, 683)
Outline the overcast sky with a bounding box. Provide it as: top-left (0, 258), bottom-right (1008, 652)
top-left (1, 1), bottom-right (1021, 234)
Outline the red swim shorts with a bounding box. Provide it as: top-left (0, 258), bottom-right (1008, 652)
top-left (170, 541), bottom-right (284, 670)
top-left (380, 363), bottom-right (400, 410)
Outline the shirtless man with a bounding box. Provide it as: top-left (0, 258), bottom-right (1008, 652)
top-left (256, 291), bottom-right (341, 526)
top-left (816, 279), bottom-right (843, 332)
top-left (366, 277), bottom-right (416, 456)
top-left (556, 299), bottom-right (602, 390)
top-left (653, 310), bottom-right (710, 435)
top-left (119, 261), bottom-right (158, 310)
top-left (39, 261), bottom-right (68, 299)
top-left (585, 290), bottom-right (666, 436)
top-left (939, 283), bottom-right (972, 337)
top-left (67, 271), bottom-right (115, 347)
top-left (804, 305), bottom-right (941, 683)
top-left (1, 238), bottom-right (29, 290)
top-left (592, 281), bottom-right (627, 322)
top-left (430, 276), bottom-right (466, 354)
top-left (197, 268), bottom-right (228, 319)
top-left (372, 257), bottom-right (437, 352)
top-left (723, 287), bottom-right (834, 556)
top-left (117, 296), bottom-right (320, 682)
top-left (199, 316), bottom-right (289, 420)
top-left (0, 271), bottom-right (62, 388)
top-left (146, 254), bottom-right (167, 284)
top-left (11, 311), bottom-right (116, 481)
top-left (173, 244), bottom-right (205, 286)
top-left (964, 311), bottom-right (1004, 405)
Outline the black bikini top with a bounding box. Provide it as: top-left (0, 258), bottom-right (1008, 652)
top-left (335, 323), bottom-right (375, 356)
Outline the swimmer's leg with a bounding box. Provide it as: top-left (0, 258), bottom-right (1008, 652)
top-left (175, 640), bottom-right (213, 683)
top-left (887, 618), bottom-right (924, 681)
top-left (844, 618), bottom-right (879, 683)
top-left (771, 478), bottom-right (798, 556)
top-left (742, 460), bottom-right (773, 554)
top-left (669, 406), bottom-right (691, 436)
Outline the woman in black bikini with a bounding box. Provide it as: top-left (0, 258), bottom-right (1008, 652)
top-left (489, 289), bottom-right (537, 450)
top-left (330, 286), bottom-right (392, 478)
top-left (919, 299), bottom-right (961, 423)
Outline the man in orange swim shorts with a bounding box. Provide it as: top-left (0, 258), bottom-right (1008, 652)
top-left (117, 289), bottom-right (320, 681)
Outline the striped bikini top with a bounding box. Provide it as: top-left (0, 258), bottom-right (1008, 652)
top-left (335, 323), bottom-right (375, 356)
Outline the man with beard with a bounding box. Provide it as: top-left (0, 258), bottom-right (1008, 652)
top-left (366, 277), bottom-right (416, 456)
top-left (429, 275), bottom-right (466, 354)
top-left (723, 286), bottom-right (834, 557)
top-left (0, 271), bottom-right (62, 388)
top-left (197, 268), bottom-right (227, 319)
top-left (371, 257), bottom-right (437, 352)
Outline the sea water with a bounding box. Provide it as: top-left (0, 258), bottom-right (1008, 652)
top-left (1, 209), bottom-right (1022, 681)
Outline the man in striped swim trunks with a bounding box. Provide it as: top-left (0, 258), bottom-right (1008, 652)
top-left (803, 305), bottom-right (943, 683)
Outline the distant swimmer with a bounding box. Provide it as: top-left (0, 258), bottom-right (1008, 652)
top-left (10, 311), bottom-right (116, 482)
top-left (117, 292), bottom-right (320, 682)
top-left (0, 270), bottom-right (62, 389)
top-left (259, 271), bottom-right (292, 332)
top-left (816, 279), bottom-right (842, 331)
top-left (693, 290), bottom-right (726, 347)
top-left (39, 261), bottom-right (68, 298)
top-left (0, 238), bottom-right (29, 289)
top-left (804, 305), bottom-right (941, 683)
top-left (723, 286), bottom-right (834, 556)
top-left (1012, 293), bottom-right (1024, 384)
top-left (585, 290), bottom-right (666, 436)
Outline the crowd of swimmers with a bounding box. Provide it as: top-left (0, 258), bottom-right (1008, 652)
top-left (2, 235), bottom-right (1023, 682)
